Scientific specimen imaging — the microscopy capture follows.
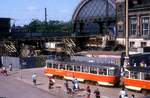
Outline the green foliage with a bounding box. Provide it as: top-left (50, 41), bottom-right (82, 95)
top-left (22, 19), bottom-right (72, 33)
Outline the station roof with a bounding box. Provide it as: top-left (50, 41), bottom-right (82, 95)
top-left (72, 0), bottom-right (116, 23)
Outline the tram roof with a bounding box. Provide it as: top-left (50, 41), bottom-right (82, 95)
top-left (47, 60), bottom-right (119, 69)
top-left (130, 52), bottom-right (150, 57)
top-left (127, 67), bottom-right (150, 73)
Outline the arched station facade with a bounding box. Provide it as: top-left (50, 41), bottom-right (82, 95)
top-left (72, 0), bottom-right (117, 50)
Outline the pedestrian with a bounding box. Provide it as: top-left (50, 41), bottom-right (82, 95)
top-left (131, 94), bottom-right (135, 98)
top-left (74, 78), bottom-right (79, 90)
top-left (2, 67), bottom-right (8, 76)
top-left (48, 76), bottom-right (55, 89)
top-left (124, 94), bottom-right (128, 98)
top-left (9, 64), bottom-right (12, 71)
top-left (64, 80), bottom-right (69, 93)
top-left (94, 88), bottom-right (100, 98)
top-left (72, 78), bottom-right (76, 91)
top-left (32, 73), bottom-right (37, 85)
top-left (119, 88), bottom-right (127, 98)
top-left (49, 79), bottom-right (54, 89)
top-left (86, 86), bottom-right (91, 98)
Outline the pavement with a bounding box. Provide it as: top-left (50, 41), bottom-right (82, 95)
top-left (0, 76), bottom-right (57, 98)
top-left (4, 68), bottom-right (144, 98)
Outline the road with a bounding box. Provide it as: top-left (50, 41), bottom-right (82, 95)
top-left (0, 76), bottom-right (58, 98)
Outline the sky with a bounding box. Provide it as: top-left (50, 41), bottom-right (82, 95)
top-left (0, 0), bottom-right (81, 26)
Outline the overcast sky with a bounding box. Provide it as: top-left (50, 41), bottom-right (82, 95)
top-left (0, 0), bottom-right (81, 26)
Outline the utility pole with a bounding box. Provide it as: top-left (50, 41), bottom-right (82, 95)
top-left (45, 8), bottom-right (48, 32)
top-left (124, 0), bottom-right (129, 67)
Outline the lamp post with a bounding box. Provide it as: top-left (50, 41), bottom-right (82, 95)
top-left (124, 0), bottom-right (129, 67)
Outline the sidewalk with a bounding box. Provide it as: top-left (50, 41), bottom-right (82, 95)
top-left (9, 68), bottom-right (143, 98)
top-left (9, 68), bottom-right (88, 98)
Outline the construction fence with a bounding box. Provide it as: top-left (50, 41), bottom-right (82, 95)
top-left (1, 55), bottom-right (49, 69)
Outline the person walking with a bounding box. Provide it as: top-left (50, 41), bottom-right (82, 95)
top-left (9, 64), bottom-right (12, 71)
top-left (94, 88), bottom-right (100, 98)
top-left (32, 73), bottom-right (37, 86)
top-left (48, 76), bottom-right (55, 89)
top-left (64, 80), bottom-right (69, 93)
top-left (74, 78), bottom-right (79, 90)
top-left (86, 86), bottom-right (91, 98)
top-left (119, 88), bottom-right (127, 98)
top-left (131, 94), bottom-right (135, 98)
top-left (72, 78), bottom-right (76, 91)
top-left (2, 67), bottom-right (8, 76)
top-left (124, 94), bottom-right (128, 98)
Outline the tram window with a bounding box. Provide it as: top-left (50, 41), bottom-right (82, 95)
top-left (60, 64), bottom-right (65, 70)
top-left (144, 73), bottom-right (150, 80)
top-left (99, 69), bottom-right (107, 75)
top-left (114, 69), bottom-right (120, 76)
top-left (132, 72), bottom-right (144, 80)
top-left (140, 72), bottom-right (145, 80)
top-left (74, 66), bottom-right (80, 71)
top-left (47, 62), bottom-right (52, 68)
top-left (124, 71), bottom-right (129, 78)
top-left (90, 67), bottom-right (97, 74)
top-left (67, 65), bottom-right (73, 71)
top-left (130, 71), bottom-right (137, 79)
top-left (53, 63), bottom-right (58, 69)
top-left (82, 66), bottom-right (89, 73)
top-left (108, 69), bottom-right (115, 76)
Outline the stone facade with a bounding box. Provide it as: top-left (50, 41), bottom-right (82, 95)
top-left (116, 0), bottom-right (150, 50)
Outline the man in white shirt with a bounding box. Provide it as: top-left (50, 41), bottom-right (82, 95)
top-left (32, 73), bottom-right (37, 85)
top-left (119, 88), bottom-right (127, 98)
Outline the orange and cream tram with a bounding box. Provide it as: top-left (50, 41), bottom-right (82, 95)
top-left (124, 53), bottom-right (150, 92)
top-left (124, 67), bottom-right (150, 92)
top-left (44, 60), bottom-right (120, 86)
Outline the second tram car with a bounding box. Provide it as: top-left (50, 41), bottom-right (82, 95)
top-left (44, 60), bottom-right (120, 86)
top-left (124, 67), bottom-right (150, 92)
top-left (124, 53), bottom-right (150, 92)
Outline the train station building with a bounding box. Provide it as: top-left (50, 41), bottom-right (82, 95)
top-left (72, 0), bottom-right (150, 53)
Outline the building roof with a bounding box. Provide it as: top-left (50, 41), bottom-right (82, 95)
top-left (72, 0), bottom-right (116, 23)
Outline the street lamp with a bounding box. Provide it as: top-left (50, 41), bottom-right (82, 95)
top-left (124, 0), bottom-right (129, 67)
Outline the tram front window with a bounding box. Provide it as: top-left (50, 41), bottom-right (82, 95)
top-left (47, 62), bottom-right (52, 68)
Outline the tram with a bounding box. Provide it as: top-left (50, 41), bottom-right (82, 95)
top-left (124, 53), bottom-right (150, 92)
top-left (44, 60), bottom-right (120, 86)
top-left (124, 67), bottom-right (150, 92)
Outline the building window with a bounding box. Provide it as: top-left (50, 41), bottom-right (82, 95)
top-left (130, 17), bottom-right (137, 35)
top-left (130, 41), bottom-right (135, 47)
top-left (141, 42), bottom-right (147, 47)
top-left (141, 17), bottom-right (149, 36)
